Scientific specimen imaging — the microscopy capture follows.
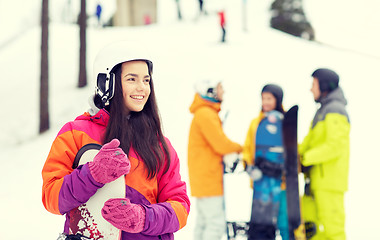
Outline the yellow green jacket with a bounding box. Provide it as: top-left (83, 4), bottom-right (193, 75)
top-left (299, 87), bottom-right (350, 192)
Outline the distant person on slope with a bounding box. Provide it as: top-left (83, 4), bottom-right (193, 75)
top-left (188, 79), bottom-right (243, 240)
top-left (299, 68), bottom-right (350, 240)
top-left (242, 84), bottom-right (289, 240)
top-left (198, 0), bottom-right (205, 15)
top-left (41, 41), bottom-right (190, 240)
top-left (95, 3), bottom-right (102, 27)
top-left (218, 10), bottom-right (226, 43)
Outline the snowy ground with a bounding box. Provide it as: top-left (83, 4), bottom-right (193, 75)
top-left (0, 0), bottom-right (380, 239)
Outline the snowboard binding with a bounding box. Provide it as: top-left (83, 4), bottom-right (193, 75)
top-left (57, 233), bottom-right (91, 240)
top-left (226, 221), bottom-right (249, 240)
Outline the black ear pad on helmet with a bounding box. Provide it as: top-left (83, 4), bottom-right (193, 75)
top-left (97, 73), bottom-right (107, 93)
top-left (97, 72), bottom-right (115, 104)
top-left (206, 87), bottom-right (216, 97)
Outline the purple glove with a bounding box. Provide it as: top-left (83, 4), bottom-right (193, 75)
top-left (88, 139), bottom-right (130, 184)
top-left (101, 198), bottom-right (146, 233)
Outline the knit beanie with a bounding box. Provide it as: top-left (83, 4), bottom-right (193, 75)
top-left (311, 68), bottom-right (339, 92)
top-left (261, 84), bottom-right (284, 113)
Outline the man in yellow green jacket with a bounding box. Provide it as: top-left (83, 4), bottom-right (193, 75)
top-left (188, 80), bottom-right (243, 240)
top-left (299, 68), bottom-right (350, 240)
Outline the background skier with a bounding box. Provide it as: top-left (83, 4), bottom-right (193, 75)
top-left (218, 10), bottom-right (226, 42)
top-left (242, 84), bottom-right (289, 240)
top-left (188, 79), bottom-right (242, 240)
top-left (198, 0), bottom-right (205, 15)
top-left (299, 68), bottom-right (350, 240)
top-left (95, 2), bottom-right (102, 27)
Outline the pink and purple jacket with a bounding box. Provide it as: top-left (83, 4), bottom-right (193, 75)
top-left (41, 109), bottom-right (190, 239)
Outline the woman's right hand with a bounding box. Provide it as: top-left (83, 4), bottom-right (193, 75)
top-left (89, 139), bottom-right (130, 184)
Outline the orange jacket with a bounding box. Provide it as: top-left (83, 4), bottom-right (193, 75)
top-left (41, 109), bottom-right (190, 238)
top-left (187, 94), bottom-right (242, 197)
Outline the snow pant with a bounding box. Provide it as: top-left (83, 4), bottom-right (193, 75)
top-left (277, 190), bottom-right (289, 240)
top-left (302, 190), bottom-right (346, 240)
top-left (194, 196), bottom-right (226, 240)
top-left (221, 27), bottom-right (226, 42)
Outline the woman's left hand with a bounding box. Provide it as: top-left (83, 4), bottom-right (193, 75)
top-left (101, 198), bottom-right (146, 233)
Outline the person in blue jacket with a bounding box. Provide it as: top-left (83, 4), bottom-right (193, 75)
top-left (243, 84), bottom-right (289, 240)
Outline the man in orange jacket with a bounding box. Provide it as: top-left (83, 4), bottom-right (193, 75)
top-left (188, 80), bottom-right (243, 240)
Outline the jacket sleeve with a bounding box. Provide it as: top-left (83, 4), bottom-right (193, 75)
top-left (141, 139), bottom-right (190, 235)
top-left (242, 117), bottom-right (261, 165)
top-left (41, 122), bottom-right (104, 215)
top-left (298, 123), bottom-right (312, 157)
top-left (195, 108), bottom-right (242, 155)
top-left (302, 113), bottom-right (350, 166)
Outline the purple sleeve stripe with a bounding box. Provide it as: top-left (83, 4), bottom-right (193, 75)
top-left (58, 163), bottom-right (104, 214)
top-left (141, 202), bottom-right (180, 236)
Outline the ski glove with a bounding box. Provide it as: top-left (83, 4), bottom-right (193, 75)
top-left (255, 156), bottom-right (284, 178)
top-left (301, 164), bottom-right (313, 174)
top-left (246, 165), bottom-right (263, 181)
top-left (102, 198), bottom-right (146, 233)
top-left (88, 139), bottom-right (130, 184)
top-left (299, 154), bottom-right (313, 174)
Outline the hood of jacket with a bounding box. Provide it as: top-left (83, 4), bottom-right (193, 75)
top-left (312, 87), bottom-right (349, 128)
top-left (189, 93), bottom-right (221, 114)
top-left (75, 108), bottom-right (110, 128)
top-left (319, 87), bottom-right (347, 106)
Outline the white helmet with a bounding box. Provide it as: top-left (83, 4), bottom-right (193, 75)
top-left (93, 41), bottom-right (153, 106)
top-left (194, 79), bottom-right (221, 100)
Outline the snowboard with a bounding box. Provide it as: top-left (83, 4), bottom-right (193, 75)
top-left (283, 105), bottom-right (306, 240)
top-left (223, 154), bottom-right (251, 240)
top-left (249, 110), bottom-right (285, 239)
top-left (222, 111), bottom-right (251, 240)
top-left (69, 143), bottom-right (125, 240)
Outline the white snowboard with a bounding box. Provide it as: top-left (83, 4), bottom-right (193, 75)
top-left (69, 143), bottom-right (125, 240)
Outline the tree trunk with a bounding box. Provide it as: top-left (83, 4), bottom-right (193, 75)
top-left (242, 0), bottom-right (247, 31)
top-left (39, 0), bottom-right (49, 133)
top-left (78, 0), bottom-right (87, 88)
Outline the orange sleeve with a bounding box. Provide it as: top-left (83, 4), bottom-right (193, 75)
top-left (41, 128), bottom-right (99, 214)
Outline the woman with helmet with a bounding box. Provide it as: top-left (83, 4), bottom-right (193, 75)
top-left (42, 41), bottom-right (190, 240)
top-left (188, 79), bottom-right (243, 240)
top-left (242, 84), bottom-right (289, 240)
top-left (299, 68), bottom-right (350, 240)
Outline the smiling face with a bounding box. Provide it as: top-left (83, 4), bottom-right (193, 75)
top-left (121, 61), bottom-right (151, 114)
top-left (261, 92), bottom-right (277, 113)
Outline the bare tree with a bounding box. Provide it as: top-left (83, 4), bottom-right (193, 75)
top-left (78, 0), bottom-right (87, 88)
top-left (40, 0), bottom-right (49, 133)
top-left (242, 0), bottom-right (247, 31)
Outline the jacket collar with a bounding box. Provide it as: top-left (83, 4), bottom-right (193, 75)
top-left (189, 93), bottom-right (221, 114)
top-left (319, 87), bottom-right (347, 106)
top-left (75, 108), bottom-right (110, 127)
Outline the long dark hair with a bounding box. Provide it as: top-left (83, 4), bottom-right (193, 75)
top-left (102, 61), bottom-right (171, 179)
